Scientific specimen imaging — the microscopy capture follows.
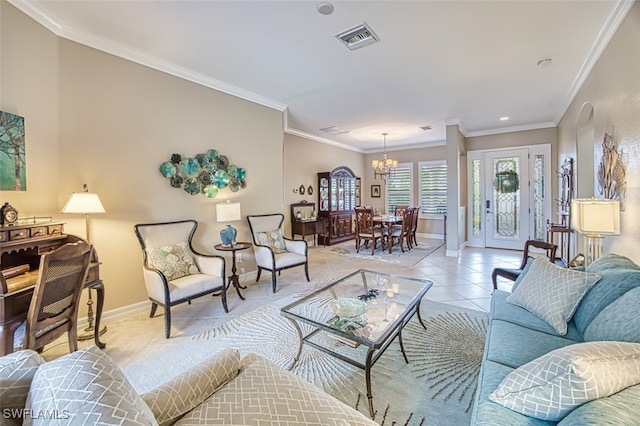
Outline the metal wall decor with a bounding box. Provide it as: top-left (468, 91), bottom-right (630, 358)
top-left (159, 150), bottom-right (246, 197)
top-left (597, 132), bottom-right (626, 210)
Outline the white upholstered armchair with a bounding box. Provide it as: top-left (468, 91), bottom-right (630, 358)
top-left (134, 220), bottom-right (226, 338)
top-left (246, 214), bottom-right (309, 293)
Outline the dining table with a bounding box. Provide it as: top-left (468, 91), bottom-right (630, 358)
top-left (372, 215), bottom-right (403, 253)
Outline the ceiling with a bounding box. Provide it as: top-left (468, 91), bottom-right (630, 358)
top-left (10, 0), bottom-right (632, 153)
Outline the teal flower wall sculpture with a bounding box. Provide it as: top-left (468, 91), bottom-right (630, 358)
top-left (159, 150), bottom-right (247, 197)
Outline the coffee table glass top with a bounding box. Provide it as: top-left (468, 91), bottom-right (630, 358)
top-left (281, 269), bottom-right (432, 348)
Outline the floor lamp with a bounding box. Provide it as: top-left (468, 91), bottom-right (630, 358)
top-left (570, 198), bottom-right (620, 266)
top-left (61, 184), bottom-right (107, 340)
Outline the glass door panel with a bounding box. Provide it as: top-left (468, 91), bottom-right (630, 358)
top-left (485, 149), bottom-right (529, 250)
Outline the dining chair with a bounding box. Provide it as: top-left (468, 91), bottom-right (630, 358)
top-left (134, 220), bottom-right (227, 338)
top-left (410, 206), bottom-right (420, 247)
top-left (354, 207), bottom-right (386, 255)
top-left (14, 241), bottom-right (92, 354)
top-left (491, 239), bottom-right (558, 291)
top-left (247, 213), bottom-right (309, 293)
top-left (389, 207), bottom-right (415, 252)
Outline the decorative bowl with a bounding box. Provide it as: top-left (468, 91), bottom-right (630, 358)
top-left (329, 298), bottom-right (367, 319)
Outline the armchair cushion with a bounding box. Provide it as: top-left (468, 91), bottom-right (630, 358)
top-left (0, 350), bottom-right (44, 412)
top-left (146, 242), bottom-right (200, 281)
top-left (26, 346), bottom-right (157, 425)
top-left (255, 229), bottom-right (288, 254)
top-left (141, 348), bottom-right (241, 426)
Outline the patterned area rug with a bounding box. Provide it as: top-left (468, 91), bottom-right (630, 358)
top-left (174, 299), bottom-right (487, 425)
top-left (319, 237), bottom-right (445, 267)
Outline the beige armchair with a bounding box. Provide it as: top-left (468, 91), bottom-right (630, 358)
top-left (134, 220), bottom-right (226, 338)
top-left (247, 214), bottom-right (309, 293)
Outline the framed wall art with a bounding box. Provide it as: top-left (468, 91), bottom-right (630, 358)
top-left (371, 184), bottom-right (381, 198)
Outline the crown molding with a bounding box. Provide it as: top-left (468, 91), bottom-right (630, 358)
top-left (284, 128), bottom-right (364, 153)
top-left (465, 121), bottom-right (556, 138)
top-left (553, 0), bottom-right (634, 124)
top-left (8, 0), bottom-right (287, 113)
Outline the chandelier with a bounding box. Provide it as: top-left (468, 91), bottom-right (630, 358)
top-left (372, 133), bottom-right (398, 180)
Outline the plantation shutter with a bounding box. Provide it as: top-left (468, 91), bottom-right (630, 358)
top-left (386, 164), bottom-right (412, 214)
top-left (419, 162), bottom-right (447, 215)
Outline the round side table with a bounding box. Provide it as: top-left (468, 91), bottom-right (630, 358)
top-left (214, 242), bottom-right (251, 300)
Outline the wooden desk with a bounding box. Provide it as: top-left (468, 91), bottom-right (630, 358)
top-left (0, 221), bottom-right (105, 356)
top-left (291, 219), bottom-right (322, 246)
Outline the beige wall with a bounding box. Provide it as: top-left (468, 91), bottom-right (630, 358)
top-left (557, 2), bottom-right (640, 263)
top-left (1, 3), bottom-right (284, 313)
top-left (284, 134), bottom-right (364, 240)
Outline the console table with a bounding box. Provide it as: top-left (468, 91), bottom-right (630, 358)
top-left (0, 219), bottom-right (106, 355)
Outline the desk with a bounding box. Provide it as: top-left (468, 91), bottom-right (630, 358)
top-left (1, 222), bottom-right (105, 356)
top-left (214, 242), bottom-right (250, 300)
top-left (373, 215), bottom-right (403, 253)
top-left (291, 219), bottom-right (322, 246)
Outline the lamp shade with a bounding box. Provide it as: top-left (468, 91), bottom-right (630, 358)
top-left (571, 198), bottom-right (620, 236)
top-left (216, 201), bottom-right (241, 223)
top-left (61, 192), bottom-right (106, 214)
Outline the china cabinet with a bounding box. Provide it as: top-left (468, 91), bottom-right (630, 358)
top-left (317, 166), bottom-right (358, 245)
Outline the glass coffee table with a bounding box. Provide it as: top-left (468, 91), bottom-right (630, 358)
top-left (280, 269), bottom-right (433, 417)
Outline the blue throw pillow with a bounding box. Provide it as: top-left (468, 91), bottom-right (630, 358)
top-left (573, 254), bottom-right (640, 335)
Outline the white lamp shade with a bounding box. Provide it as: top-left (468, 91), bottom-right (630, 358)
top-left (61, 192), bottom-right (106, 214)
top-left (216, 202), bottom-right (241, 222)
top-left (571, 198), bottom-right (620, 236)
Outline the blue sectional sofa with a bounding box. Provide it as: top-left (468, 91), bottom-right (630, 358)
top-left (471, 253), bottom-right (640, 425)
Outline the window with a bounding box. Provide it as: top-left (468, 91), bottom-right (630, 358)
top-left (385, 163), bottom-right (412, 214)
top-left (419, 161), bottom-right (447, 216)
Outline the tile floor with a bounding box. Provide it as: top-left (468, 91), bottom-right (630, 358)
top-left (42, 241), bottom-right (521, 366)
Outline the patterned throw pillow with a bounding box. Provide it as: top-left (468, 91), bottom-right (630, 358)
top-left (489, 341), bottom-right (640, 421)
top-left (255, 229), bottom-right (288, 254)
top-left (141, 348), bottom-right (241, 426)
top-left (506, 257), bottom-right (600, 335)
top-left (146, 242), bottom-right (200, 281)
top-left (27, 346), bottom-right (157, 425)
top-left (0, 350), bottom-right (44, 415)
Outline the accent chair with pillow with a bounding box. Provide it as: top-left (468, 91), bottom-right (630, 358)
top-left (247, 213), bottom-right (309, 293)
top-left (134, 220), bottom-right (227, 339)
top-left (471, 253), bottom-right (640, 425)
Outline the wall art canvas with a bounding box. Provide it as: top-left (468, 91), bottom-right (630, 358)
top-left (0, 111), bottom-right (26, 191)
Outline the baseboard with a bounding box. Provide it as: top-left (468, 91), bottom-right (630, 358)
top-left (418, 232), bottom-right (445, 240)
top-left (77, 270), bottom-right (260, 327)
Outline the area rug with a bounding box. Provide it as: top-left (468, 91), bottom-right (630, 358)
top-left (319, 237), bottom-right (445, 267)
top-left (125, 298), bottom-right (487, 426)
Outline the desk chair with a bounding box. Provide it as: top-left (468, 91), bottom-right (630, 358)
top-left (491, 240), bottom-right (557, 291)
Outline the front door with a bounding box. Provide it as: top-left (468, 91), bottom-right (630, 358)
top-left (484, 149), bottom-right (530, 250)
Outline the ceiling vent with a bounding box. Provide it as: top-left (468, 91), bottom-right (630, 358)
top-left (320, 126), bottom-right (349, 135)
top-left (335, 23), bottom-right (380, 51)
top-left (421, 125), bottom-right (433, 131)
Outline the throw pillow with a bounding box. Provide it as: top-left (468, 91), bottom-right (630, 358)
top-left (0, 350), bottom-right (44, 418)
top-left (255, 229), bottom-right (288, 254)
top-left (141, 348), bottom-right (241, 426)
top-left (489, 341), bottom-right (640, 421)
top-left (26, 346), bottom-right (157, 425)
top-left (146, 242), bottom-right (200, 281)
top-left (506, 257), bottom-right (600, 335)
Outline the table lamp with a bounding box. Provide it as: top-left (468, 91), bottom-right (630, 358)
top-left (61, 183), bottom-right (107, 340)
top-left (217, 201), bottom-right (241, 246)
top-left (570, 198), bottom-right (620, 265)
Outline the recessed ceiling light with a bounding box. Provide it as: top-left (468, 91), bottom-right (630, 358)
top-left (500, 116), bottom-right (510, 121)
top-left (537, 58), bottom-right (552, 67)
top-left (316, 2), bottom-right (334, 15)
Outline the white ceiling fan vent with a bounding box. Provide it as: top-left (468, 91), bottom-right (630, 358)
top-left (336, 23), bottom-right (380, 51)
